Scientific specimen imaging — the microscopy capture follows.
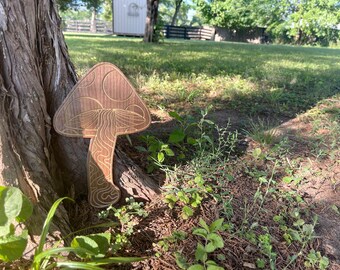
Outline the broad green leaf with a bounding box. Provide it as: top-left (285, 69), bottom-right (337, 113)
top-left (188, 264), bottom-right (204, 270)
top-left (302, 224), bottom-right (314, 235)
top-left (0, 222), bottom-right (10, 237)
top-left (71, 236), bottom-right (99, 258)
top-left (168, 129), bottom-right (185, 144)
top-left (319, 256), bottom-right (329, 270)
top-left (16, 195), bottom-right (33, 223)
top-left (206, 233), bottom-right (224, 250)
top-left (0, 230), bottom-right (28, 262)
top-left (206, 260), bottom-right (224, 270)
top-left (163, 148), bottom-right (175, 156)
top-left (157, 152), bottom-right (165, 163)
top-left (191, 193), bottom-right (203, 208)
top-left (256, 258), bottom-right (266, 268)
top-left (207, 264), bottom-right (224, 270)
top-left (198, 218), bottom-right (210, 232)
top-left (253, 148), bottom-right (262, 158)
top-left (87, 233), bottom-right (111, 256)
top-left (293, 219), bottom-right (305, 227)
top-left (187, 137), bottom-right (197, 145)
top-left (282, 176), bottom-right (293, 184)
top-left (288, 229), bottom-right (302, 242)
top-left (194, 175), bottom-right (204, 185)
top-left (195, 243), bottom-right (207, 262)
top-left (148, 143), bottom-right (160, 153)
top-left (0, 187), bottom-right (22, 233)
top-left (181, 206), bottom-right (194, 219)
top-left (169, 111), bottom-right (183, 122)
top-left (193, 228), bottom-right (208, 238)
top-left (175, 252), bottom-right (189, 270)
top-left (35, 197), bottom-right (74, 256)
top-left (177, 191), bottom-right (190, 204)
top-left (209, 218), bottom-right (224, 232)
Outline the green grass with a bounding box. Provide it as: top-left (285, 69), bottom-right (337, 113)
top-left (62, 33), bottom-right (340, 269)
top-left (65, 33), bottom-right (340, 117)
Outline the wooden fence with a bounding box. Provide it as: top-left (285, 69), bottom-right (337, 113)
top-left (163, 25), bottom-right (215, 40)
top-left (64, 20), bottom-right (112, 33)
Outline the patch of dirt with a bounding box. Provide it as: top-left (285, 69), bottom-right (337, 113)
top-left (116, 105), bottom-right (340, 269)
top-left (273, 101), bottom-right (340, 268)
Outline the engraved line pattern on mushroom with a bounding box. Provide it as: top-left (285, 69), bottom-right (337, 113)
top-left (88, 110), bottom-right (120, 207)
top-left (53, 63), bottom-right (151, 208)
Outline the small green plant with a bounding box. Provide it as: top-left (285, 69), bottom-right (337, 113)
top-left (138, 109), bottom-right (238, 174)
top-left (137, 135), bottom-right (175, 173)
top-left (164, 174), bottom-right (212, 219)
top-left (0, 186), bottom-right (143, 269)
top-left (99, 197), bottom-right (148, 251)
top-left (0, 186), bottom-right (33, 262)
top-left (244, 118), bottom-right (279, 145)
top-left (304, 249), bottom-right (329, 270)
top-left (175, 218), bottom-right (226, 270)
top-left (154, 230), bottom-right (187, 257)
top-left (258, 233), bottom-right (277, 270)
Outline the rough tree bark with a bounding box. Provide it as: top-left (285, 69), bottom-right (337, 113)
top-left (144, 0), bottom-right (159, 42)
top-left (0, 0), bottom-right (159, 242)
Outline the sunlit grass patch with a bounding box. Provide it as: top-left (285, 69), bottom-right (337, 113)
top-left (65, 33), bottom-right (340, 117)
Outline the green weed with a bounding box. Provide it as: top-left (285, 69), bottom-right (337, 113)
top-left (244, 118), bottom-right (279, 145)
top-left (0, 186), bottom-right (142, 269)
top-left (98, 197), bottom-right (148, 252)
top-left (175, 218), bottom-right (226, 270)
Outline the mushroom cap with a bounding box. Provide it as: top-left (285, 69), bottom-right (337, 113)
top-left (53, 63), bottom-right (151, 138)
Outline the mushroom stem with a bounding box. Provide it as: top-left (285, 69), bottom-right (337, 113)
top-left (87, 112), bottom-right (121, 208)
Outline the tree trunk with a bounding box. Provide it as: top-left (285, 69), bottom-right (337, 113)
top-left (90, 9), bottom-right (97, 33)
top-left (0, 0), bottom-right (159, 247)
top-left (171, 0), bottom-right (183, 26)
top-left (144, 0), bottom-right (159, 42)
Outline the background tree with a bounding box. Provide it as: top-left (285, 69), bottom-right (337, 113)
top-left (57, 0), bottom-right (77, 11)
top-left (193, 0), bottom-right (255, 29)
top-left (171, 0), bottom-right (184, 25)
top-left (0, 0), bottom-right (158, 242)
top-left (144, 0), bottom-right (159, 42)
top-left (194, 0), bottom-right (340, 45)
top-left (81, 0), bottom-right (104, 32)
top-left (101, 0), bottom-right (112, 22)
top-left (159, 0), bottom-right (191, 26)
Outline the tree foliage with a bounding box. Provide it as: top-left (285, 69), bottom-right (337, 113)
top-left (159, 0), bottom-right (191, 26)
top-left (194, 0), bottom-right (340, 45)
top-left (82, 0), bottom-right (104, 12)
top-left (57, 0), bottom-right (78, 12)
top-left (101, 0), bottom-right (112, 21)
top-left (57, 0), bottom-right (104, 13)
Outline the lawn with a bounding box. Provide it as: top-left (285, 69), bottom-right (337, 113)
top-left (65, 33), bottom-right (340, 118)
top-left (64, 34), bottom-right (340, 270)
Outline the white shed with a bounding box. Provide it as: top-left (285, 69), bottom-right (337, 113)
top-left (113, 0), bottom-right (147, 36)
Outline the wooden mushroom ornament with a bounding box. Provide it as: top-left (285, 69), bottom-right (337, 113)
top-left (53, 63), bottom-right (151, 208)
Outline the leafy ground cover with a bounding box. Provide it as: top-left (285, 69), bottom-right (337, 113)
top-left (62, 34), bottom-right (340, 269)
top-left (1, 34), bottom-right (338, 269)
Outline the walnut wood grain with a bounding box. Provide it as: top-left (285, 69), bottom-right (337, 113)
top-left (53, 63), bottom-right (151, 207)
